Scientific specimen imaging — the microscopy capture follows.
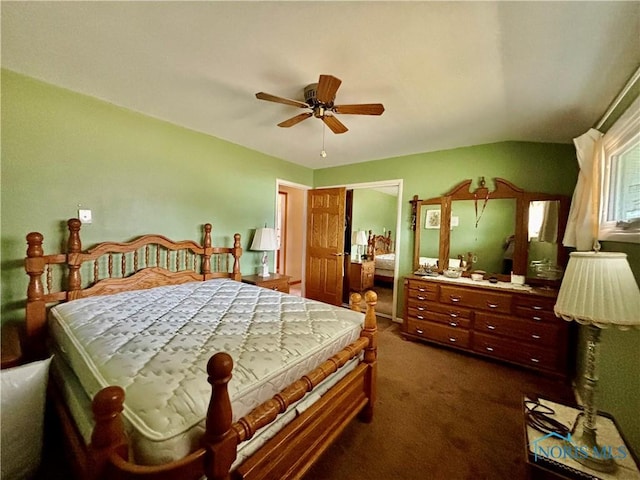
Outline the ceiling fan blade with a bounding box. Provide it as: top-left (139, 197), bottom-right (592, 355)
top-left (322, 115), bottom-right (348, 134)
top-left (278, 112), bottom-right (313, 128)
top-left (255, 92), bottom-right (310, 109)
top-left (333, 103), bottom-right (385, 116)
top-left (316, 75), bottom-right (342, 104)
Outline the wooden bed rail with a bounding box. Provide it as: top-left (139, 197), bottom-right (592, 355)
top-left (85, 291), bottom-right (378, 480)
top-left (24, 219), bottom-right (242, 360)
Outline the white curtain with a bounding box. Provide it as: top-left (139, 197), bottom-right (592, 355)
top-left (538, 200), bottom-right (559, 243)
top-left (563, 128), bottom-right (604, 251)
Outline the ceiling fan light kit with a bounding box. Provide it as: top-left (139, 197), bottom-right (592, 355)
top-left (256, 74), bottom-right (384, 134)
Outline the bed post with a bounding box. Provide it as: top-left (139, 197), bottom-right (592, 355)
top-left (231, 233), bottom-right (242, 281)
top-left (203, 352), bottom-right (238, 480)
top-left (67, 218), bottom-right (83, 298)
top-left (88, 386), bottom-right (128, 479)
top-left (25, 232), bottom-right (47, 359)
top-left (360, 290), bottom-right (378, 423)
top-left (202, 223), bottom-right (212, 277)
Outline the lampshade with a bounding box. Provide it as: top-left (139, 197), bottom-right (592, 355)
top-left (355, 230), bottom-right (368, 246)
top-left (554, 251), bottom-right (640, 330)
top-left (250, 227), bottom-right (278, 251)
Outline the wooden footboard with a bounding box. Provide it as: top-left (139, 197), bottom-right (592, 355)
top-left (76, 291), bottom-right (377, 480)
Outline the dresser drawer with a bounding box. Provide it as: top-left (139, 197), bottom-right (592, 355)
top-left (473, 333), bottom-right (559, 371)
top-left (362, 261), bottom-right (375, 275)
top-left (408, 307), bottom-right (472, 329)
top-left (407, 283), bottom-right (438, 302)
top-left (405, 319), bottom-right (470, 348)
top-left (258, 278), bottom-right (290, 293)
top-left (513, 294), bottom-right (557, 322)
top-left (475, 312), bottom-right (560, 348)
top-left (440, 285), bottom-right (512, 314)
top-left (513, 294), bottom-right (556, 311)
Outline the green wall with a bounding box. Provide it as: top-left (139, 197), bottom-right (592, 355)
top-left (587, 241), bottom-right (640, 452)
top-left (1, 69), bottom-right (313, 324)
top-left (315, 141), bottom-right (579, 297)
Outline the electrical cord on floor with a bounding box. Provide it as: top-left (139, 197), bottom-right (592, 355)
top-left (525, 398), bottom-right (571, 437)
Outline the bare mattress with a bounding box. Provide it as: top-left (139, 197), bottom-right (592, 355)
top-left (49, 279), bottom-right (364, 465)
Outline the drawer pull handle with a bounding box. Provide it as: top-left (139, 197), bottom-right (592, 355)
top-left (450, 296), bottom-right (461, 303)
top-left (530, 358), bottom-right (540, 363)
top-left (449, 312), bottom-right (459, 318)
top-left (487, 302), bottom-right (499, 309)
top-left (417, 315), bottom-right (424, 320)
top-left (274, 287), bottom-right (279, 291)
top-left (532, 316), bottom-right (542, 321)
top-left (532, 306), bottom-right (543, 310)
top-left (531, 334), bottom-right (541, 340)
top-left (417, 295), bottom-right (426, 301)
top-left (486, 324), bottom-right (496, 330)
top-left (449, 321), bottom-right (458, 328)
top-left (418, 287), bottom-right (426, 292)
top-left (448, 337), bottom-right (457, 343)
top-left (416, 328), bottom-right (424, 334)
top-left (486, 346), bottom-right (494, 352)
top-left (417, 306), bottom-right (426, 311)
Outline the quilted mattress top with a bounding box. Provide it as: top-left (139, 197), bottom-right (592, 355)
top-left (49, 279), bottom-right (364, 443)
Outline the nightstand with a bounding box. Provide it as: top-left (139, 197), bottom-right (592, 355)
top-left (523, 396), bottom-right (640, 480)
top-left (350, 260), bottom-right (375, 292)
top-left (242, 273), bottom-right (291, 293)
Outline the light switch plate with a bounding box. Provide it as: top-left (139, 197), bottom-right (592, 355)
top-left (78, 209), bottom-right (92, 224)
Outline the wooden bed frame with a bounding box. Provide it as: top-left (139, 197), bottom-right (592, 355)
top-left (22, 219), bottom-right (378, 480)
top-left (366, 230), bottom-right (394, 284)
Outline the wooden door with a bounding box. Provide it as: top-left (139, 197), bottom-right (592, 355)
top-left (305, 187), bottom-right (346, 305)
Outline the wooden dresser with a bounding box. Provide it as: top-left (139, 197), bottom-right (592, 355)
top-left (403, 275), bottom-right (572, 378)
top-left (350, 260), bottom-right (375, 292)
top-left (242, 273), bottom-right (291, 294)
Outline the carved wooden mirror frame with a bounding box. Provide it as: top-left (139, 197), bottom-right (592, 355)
top-left (411, 177), bottom-right (570, 285)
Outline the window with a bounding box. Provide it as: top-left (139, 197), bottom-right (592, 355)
top-left (599, 95), bottom-right (640, 243)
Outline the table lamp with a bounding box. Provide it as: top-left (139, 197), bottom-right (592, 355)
top-left (554, 250), bottom-right (640, 472)
top-left (250, 227), bottom-right (278, 277)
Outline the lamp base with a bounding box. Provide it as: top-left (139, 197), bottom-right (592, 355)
top-left (565, 413), bottom-right (617, 473)
top-left (259, 263), bottom-right (270, 277)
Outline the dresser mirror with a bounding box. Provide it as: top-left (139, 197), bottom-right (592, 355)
top-left (411, 178), bottom-right (570, 285)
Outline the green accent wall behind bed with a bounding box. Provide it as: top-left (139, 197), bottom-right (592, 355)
top-left (1, 69), bottom-right (312, 324)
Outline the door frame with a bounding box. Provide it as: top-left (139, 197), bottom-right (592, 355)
top-left (275, 179), bottom-right (311, 296)
top-left (274, 178), bottom-right (403, 320)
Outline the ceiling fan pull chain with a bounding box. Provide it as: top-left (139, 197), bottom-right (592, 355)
top-left (320, 123), bottom-right (327, 158)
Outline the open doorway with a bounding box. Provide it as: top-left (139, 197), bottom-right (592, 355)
top-left (275, 180), bottom-right (309, 296)
top-left (276, 178), bottom-right (402, 320)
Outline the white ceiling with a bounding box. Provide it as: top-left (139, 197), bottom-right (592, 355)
top-left (2, 1), bottom-right (639, 169)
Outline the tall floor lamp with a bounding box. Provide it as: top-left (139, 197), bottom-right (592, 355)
top-left (554, 251), bottom-right (640, 472)
top-left (250, 227), bottom-right (278, 277)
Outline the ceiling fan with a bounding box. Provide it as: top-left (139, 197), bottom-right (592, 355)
top-left (255, 74), bottom-right (385, 134)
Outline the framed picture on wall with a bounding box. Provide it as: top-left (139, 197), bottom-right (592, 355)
top-left (425, 209), bottom-right (441, 229)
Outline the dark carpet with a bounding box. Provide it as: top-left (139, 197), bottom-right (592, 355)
top-left (303, 317), bottom-right (574, 480)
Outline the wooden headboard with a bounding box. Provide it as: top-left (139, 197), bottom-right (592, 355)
top-left (24, 218), bottom-right (242, 359)
top-left (367, 230), bottom-right (393, 257)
